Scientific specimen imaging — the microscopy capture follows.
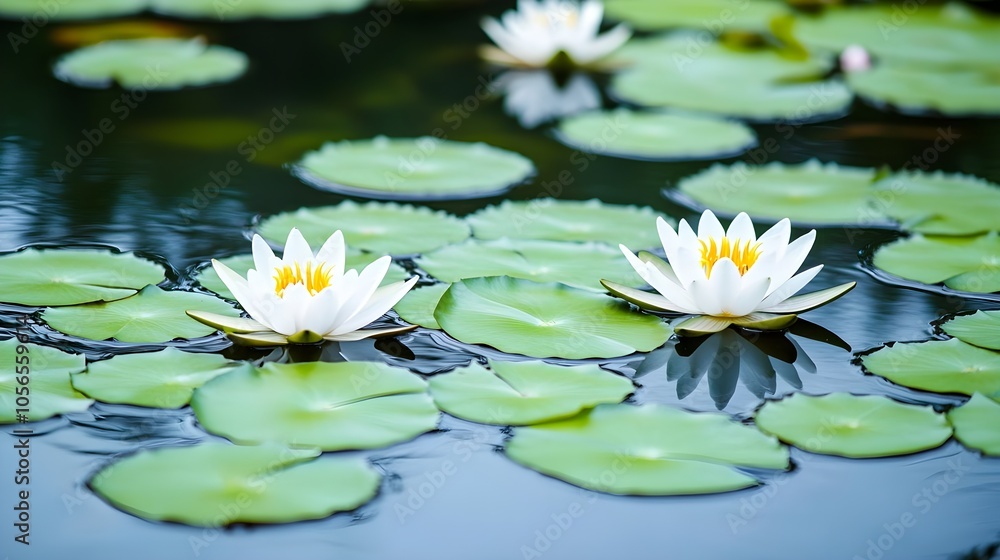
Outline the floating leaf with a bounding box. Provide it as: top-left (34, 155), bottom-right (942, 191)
top-left (71, 348), bottom-right (239, 409)
top-left (862, 339), bottom-right (1000, 397)
top-left (192, 361), bottom-right (439, 451)
top-left (433, 277), bottom-right (673, 359)
top-left (754, 393), bottom-right (952, 458)
top-left (947, 394), bottom-right (1000, 456)
top-left (294, 137), bottom-right (535, 200)
top-left (0, 339), bottom-right (90, 423)
top-left (54, 38), bottom-right (248, 89)
top-left (942, 311), bottom-right (1000, 351)
top-left (0, 0), bottom-right (145, 20)
top-left (554, 109), bottom-right (756, 161)
top-left (415, 238), bottom-right (643, 291)
top-left (393, 283), bottom-right (450, 330)
top-left (467, 198), bottom-right (673, 248)
top-left (150, 0), bottom-right (368, 19)
top-left (873, 172), bottom-right (1000, 235)
top-left (676, 160), bottom-right (881, 225)
top-left (603, 0), bottom-right (789, 32)
top-left (90, 443), bottom-right (380, 526)
top-left (429, 361), bottom-right (634, 425)
top-left (257, 201), bottom-right (470, 255)
top-left (847, 63), bottom-right (1000, 116)
top-left (506, 403), bottom-right (789, 495)
top-left (0, 248), bottom-right (165, 306)
top-left (871, 232), bottom-right (1000, 294)
top-left (42, 286), bottom-right (238, 343)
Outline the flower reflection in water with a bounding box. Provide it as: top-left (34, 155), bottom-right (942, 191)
top-left (495, 70), bottom-right (601, 128)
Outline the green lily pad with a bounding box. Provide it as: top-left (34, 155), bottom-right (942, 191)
top-left (554, 109), bottom-right (756, 161)
top-left (871, 232), bottom-right (1000, 294)
top-left (415, 239), bottom-right (643, 291)
top-left (755, 393), bottom-right (952, 458)
top-left (676, 160), bottom-right (881, 224)
top-left (90, 443), bottom-right (380, 526)
top-left (467, 198), bottom-right (673, 248)
top-left (257, 201), bottom-right (470, 255)
top-left (42, 286), bottom-right (238, 343)
top-left (294, 137), bottom-right (535, 200)
top-left (433, 277), bottom-right (673, 360)
top-left (506, 403), bottom-right (789, 495)
top-left (610, 34), bottom-right (852, 121)
top-left (941, 310), bottom-right (1000, 351)
top-left (393, 283), bottom-right (450, 330)
top-left (429, 360), bottom-right (634, 426)
top-left (847, 63), bottom-right (1000, 116)
top-left (604, 0), bottom-right (789, 33)
top-left (192, 361), bottom-right (439, 451)
top-left (71, 348), bottom-right (239, 409)
top-left (862, 338), bottom-right (1000, 397)
top-left (54, 38), bottom-right (248, 89)
top-left (947, 393), bottom-right (1000, 456)
top-left (0, 0), bottom-right (145, 20)
top-left (0, 248), bottom-right (165, 306)
top-left (150, 0), bottom-right (367, 19)
top-left (196, 253), bottom-right (409, 301)
top-left (873, 172), bottom-right (1000, 235)
top-left (1, 339), bottom-right (91, 423)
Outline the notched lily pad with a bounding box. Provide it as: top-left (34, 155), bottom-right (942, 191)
top-left (947, 394), bottom-right (1000, 456)
top-left (848, 63), bottom-right (1000, 117)
top-left (393, 283), bottom-right (450, 330)
top-left (871, 232), bottom-right (1000, 294)
top-left (941, 310), bottom-right (1000, 351)
top-left (604, 0), bottom-right (789, 33)
top-left (873, 171), bottom-right (1000, 236)
top-left (150, 0), bottom-right (368, 20)
top-left (1, 339), bottom-right (91, 423)
top-left (0, 0), bottom-right (146, 20)
top-left (862, 338), bottom-right (1000, 397)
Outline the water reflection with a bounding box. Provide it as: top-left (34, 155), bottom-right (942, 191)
top-left (494, 70), bottom-right (601, 129)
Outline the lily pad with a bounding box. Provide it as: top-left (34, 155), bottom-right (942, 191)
top-left (90, 443), bottom-right (380, 526)
top-left (603, 0), bottom-right (789, 33)
top-left (294, 137), bottom-right (535, 200)
top-left (54, 38), bottom-right (248, 90)
top-left (554, 109), bottom-right (756, 161)
top-left (0, 0), bottom-right (145, 20)
top-left (467, 198), bottom-right (673, 248)
top-left (196, 253), bottom-right (409, 301)
top-left (755, 393), bottom-right (952, 458)
top-left (192, 361), bottom-right (439, 451)
top-left (257, 201), bottom-right (470, 255)
top-left (71, 348), bottom-right (239, 409)
top-left (676, 160), bottom-right (881, 224)
top-left (871, 232), bottom-right (1000, 294)
top-left (429, 361), bottom-right (634, 425)
top-left (873, 172), bottom-right (1000, 235)
top-left (0, 248), bottom-right (165, 306)
top-left (1, 339), bottom-right (91, 423)
top-left (847, 63), bottom-right (1000, 116)
top-left (150, 0), bottom-right (368, 19)
top-left (415, 238), bottom-right (643, 291)
top-left (941, 310), bottom-right (1000, 351)
top-left (393, 283), bottom-right (450, 330)
top-left (433, 277), bottom-right (673, 359)
top-left (506, 403), bottom-right (789, 495)
top-left (862, 339), bottom-right (1000, 397)
top-left (42, 285), bottom-right (238, 343)
top-left (947, 394), bottom-right (1000, 456)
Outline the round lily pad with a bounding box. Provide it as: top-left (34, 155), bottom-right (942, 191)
top-left (554, 109), bottom-right (756, 161)
top-left (603, 0), bottom-right (789, 33)
top-left (847, 63), bottom-right (1000, 116)
top-left (71, 348), bottom-right (239, 409)
top-left (90, 443), bottom-right (380, 526)
top-left (393, 283), bottom-right (450, 330)
top-left (429, 360), bottom-right (634, 425)
top-left (433, 277), bottom-right (673, 360)
top-left (41, 285), bottom-right (238, 343)
top-left (0, 0), bottom-right (145, 20)
top-left (415, 238), bottom-right (643, 291)
top-left (873, 172), bottom-right (1000, 235)
top-left (467, 198), bottom-right (673, 248)
top-left (196, 253), bottom-right (409, 301)
top-left (862, 339), bottom-right (1000, 397)
top-left (871, 232), bottom-right (1000, 294)
top-left (257, 201), bottom-right (470, 255)
top-left (942, 311), bottom-right (1000, 351)
top-left (506, 403), bottom-right (789, 495)
top-left (1, 339), bottom-right (91, 423)
top-left (947, 394), bottom-right (1000, 456)
top-left (150, 0), bottom-right (367, 19)
top-left (754, 393), bottom-right (952, 458)
top-left (294, 137), bottom-right (535, 200)
top-left (0, 248), bottom-right (165, 306)
top-left (676, 160), bottom-right (881, 225)
top-left (54, 38), bottom-right (248, 90)
top-left (192, 361), bottom-right (439, 451)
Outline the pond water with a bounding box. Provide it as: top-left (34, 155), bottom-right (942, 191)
top-left (2, 4), bottom-right (1000, 560)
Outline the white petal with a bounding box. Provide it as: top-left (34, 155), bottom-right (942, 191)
top-left (620, 245), bottom-right (698, 312)
top-left (331, 278), bottom-right (418, 336)
top-left (566, 23), bottom-right (631, 64)
top-left (251, 235), bottom-right (278, 276)
top-left (282, 228), bottom-right (315, 264)
top-left (213, 260), bottom-right (272, 327)
top-left (757, 265), bottom-right (823, 310)
top-left (726, 212), bottom-right (756, 243)
top-left (756, 218), bottom-right (790, 250)
top-left (732, 273), bottom-right (771, 317)
top-left (697, 209), bottom-right (725, 241)
top-left (762, 230), bottom-right (816, 297)
top-left (315, 230), bottom-right (346, 275)
top-left (577, 0), bottom-right (604, 37)
top-left (331, 255), bottom-right (392, 326)
top-left (706, 258), bottom-right (744, 316)
top-left (299, 287), bottom-right (345, 336)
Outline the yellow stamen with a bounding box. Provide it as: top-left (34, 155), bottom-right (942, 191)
top-left (699, 237), bottom-right (761, 278)
top-left (272, 261), bottom-right (334, 298)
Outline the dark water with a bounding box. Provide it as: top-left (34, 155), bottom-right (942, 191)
top-left (2, 5), bottom-right (1000, 560)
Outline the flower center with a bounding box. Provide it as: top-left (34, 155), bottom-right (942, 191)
top-left (272, 261), bottom-right (333, 298)
top-left (699, 237), bottom-right (762, 278)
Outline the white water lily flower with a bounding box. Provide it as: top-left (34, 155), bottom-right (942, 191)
top-left (602, 210), bottom-right (855, 336)
top-left (188, 228), bottom-right (417, 346)
top-left (840, 44), bottom-right (871, 73)
top-left (481, 0), bottom-right (631, 68)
